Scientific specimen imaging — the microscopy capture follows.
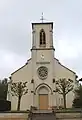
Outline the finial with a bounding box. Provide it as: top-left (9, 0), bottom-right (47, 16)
top-left (40, 12), bottom-right (44, 23)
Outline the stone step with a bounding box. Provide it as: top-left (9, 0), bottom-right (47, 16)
top-left (32, 109), bottom-right (53, 113)
top-left (29, 110), bottom-right (56, 120)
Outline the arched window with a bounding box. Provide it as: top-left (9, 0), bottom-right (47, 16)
top-left (40, 29), bottom-right (46, 46)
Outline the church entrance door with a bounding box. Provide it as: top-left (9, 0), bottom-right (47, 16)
top-left (39, 94), bottom-right (48, 110)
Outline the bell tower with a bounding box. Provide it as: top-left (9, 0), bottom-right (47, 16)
top-left (32, 22), bottom-right (54, 49)
top-left (31, 22), bottom-right (55, 62)
top-left (31, 19), bottom-right (55, 63)
top-left (31, 20), bottom-right (55, 108)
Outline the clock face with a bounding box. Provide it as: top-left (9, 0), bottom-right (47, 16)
top-left (37, 66), bottom-right (48, 80)
top-left (41, 54), bottom-right (44, 59)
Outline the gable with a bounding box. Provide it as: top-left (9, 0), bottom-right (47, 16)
top-left (54, 58), bottom-right (76, 80)
top-left (11, 58), bottom-right (31, 75)
top-left (54, 58), bottom-right (76, 74)
top-left (11, 58), bottom-right (32, 83)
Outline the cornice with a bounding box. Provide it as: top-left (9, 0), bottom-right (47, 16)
top-left (31, 47), bottom-right (55, 51)
top-left (32, 22), bottom-right (53, 29)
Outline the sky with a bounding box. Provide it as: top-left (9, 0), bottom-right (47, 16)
top-left (0, 0), bottom-right (82, 79)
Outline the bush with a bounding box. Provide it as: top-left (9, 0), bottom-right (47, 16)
top-left (73, 98), bottom-right (82, 108)
top-left (72, 85), bottom-right (82, 108)
top-left (0, 100), bottom-right (11, 111)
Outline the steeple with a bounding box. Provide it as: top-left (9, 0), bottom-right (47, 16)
top-left (31, 22), bottom-right (54, 50)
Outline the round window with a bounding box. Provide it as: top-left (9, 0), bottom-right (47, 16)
top-left (37, 66), bottom-right (48, 80)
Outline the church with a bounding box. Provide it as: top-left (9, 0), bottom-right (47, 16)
top-left (7, 21), bottom-right (77, 110)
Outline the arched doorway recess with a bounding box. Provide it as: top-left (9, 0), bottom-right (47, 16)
top-left (35, 83), bottom-right (52, 110)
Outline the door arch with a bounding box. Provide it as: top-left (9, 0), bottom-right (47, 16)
top-left (35, 83), bottom-right (53, 94)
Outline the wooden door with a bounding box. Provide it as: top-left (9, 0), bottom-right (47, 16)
top-left (39, 94), bottom-right (48, 110)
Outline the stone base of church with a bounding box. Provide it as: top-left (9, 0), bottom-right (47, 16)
top-left (0, 110), bottom-right (81, 120)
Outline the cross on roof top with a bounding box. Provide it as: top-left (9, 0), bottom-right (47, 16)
top-left (40, 12), bottom-right (45, 23)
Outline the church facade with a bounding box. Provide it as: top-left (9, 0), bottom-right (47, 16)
top-left (8, 22), bottom-right (77, 110)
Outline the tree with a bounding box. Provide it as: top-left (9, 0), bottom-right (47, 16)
top-left (79, 78), bottom-right (82, 81)
top-left (0, 78), bottom-right (8, 100)
top-left (11, 81), bottom-right (28, 111)
top-left (56, 78), bottom-right (74, 109)
top-left (72, 85), bottom-right (82, 108)
top-left (0, 78), bottom-right (11, 111)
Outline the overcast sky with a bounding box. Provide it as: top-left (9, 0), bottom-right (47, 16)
top-left (0, 0), bottom-right (82, 79)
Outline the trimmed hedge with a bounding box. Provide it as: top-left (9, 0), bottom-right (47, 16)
top-left (0, 100), bottom-right (11, 111)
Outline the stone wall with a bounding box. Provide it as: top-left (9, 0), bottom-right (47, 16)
top-left (0, 110), bottom-right (82, 120)
top-left (0, 111), bottom-right (29, 120)
top-left (56, 112), bottom-right (82, 120)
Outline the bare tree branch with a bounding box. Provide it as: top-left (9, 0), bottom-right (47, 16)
top-left (56, 78), bottom-right (74, 109)
top-left (11, 81), bottom-right (28, 110)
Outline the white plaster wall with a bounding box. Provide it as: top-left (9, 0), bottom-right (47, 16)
top-left (10, 55), bottom-right (76, 110)
top-left (10, 49), bottom-right (76, 110)
top-left (11, 60), bottom-right (33, 110)
top-left (54, 58), bottom-right (76, 108)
